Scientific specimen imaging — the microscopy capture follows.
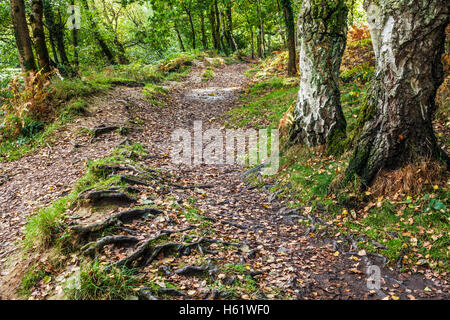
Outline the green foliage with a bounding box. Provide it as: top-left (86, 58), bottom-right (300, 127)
top-left (61, 99), bottom-right (88, 119)
top-left (19, 265), bottom-right (48, 298)
top-left (208, 263), bottom-right (261, 298)
top-left (344, 191), bottom-right (450, 271)
top-left (24, 193), bottom-right (76, 249)
top-left (0, 119), bottom-right (61, 162)
top-left (142, 83), bottom-right (168, 106)
top-left (50, 77), bottom-right (110, 101)
top-left (202, 67), bottom-right (215, 81)
top-left (89, 63), bottom-right (165, 84)
top-left (65, 261), bottom-right (142, 300)
top-left (23, 143), bottom-right (149, 249)
top-left (225, 76), bottom-right (298, 129)
top-left (340, 62), bottom-right (374, 82)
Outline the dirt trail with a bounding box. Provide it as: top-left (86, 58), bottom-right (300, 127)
top-left (0, 61), bottom-right (448, 300)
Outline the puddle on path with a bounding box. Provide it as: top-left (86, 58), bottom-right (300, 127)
top-left (184, 87), bottom-right (241, 102)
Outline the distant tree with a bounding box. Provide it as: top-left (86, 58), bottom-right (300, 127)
top-left (174, 20), bottom-right (186, 52)
top-left (208, 1), bottom-right (220, 51)
top-left (280, 0), bottom-right (296, 76)
top-left (71, 0), bottom-right (79, 72)
top-left (29, 0), bottom-right (51, 73)
top-left (199, 6), bottom-right (208, 49)
top-left (80, 0), bottom-right (115, 64)
top-left (9, 0), bottom-right (36, 73)
top-left (181, 0), bottom-right (196, 50)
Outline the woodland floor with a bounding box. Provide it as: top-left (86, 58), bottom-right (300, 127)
top-left (0, 61), bottom-right (448, 300)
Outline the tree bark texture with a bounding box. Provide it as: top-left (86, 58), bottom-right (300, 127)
top-left (347, 0), bottom-right (449, 186)
top-left (290, 0), bottom-right (348, 149)
top-left (10, 0), bottom-right (36, 73)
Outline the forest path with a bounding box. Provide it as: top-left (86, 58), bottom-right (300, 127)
top-left (0, 61), bottom-right (448, 300)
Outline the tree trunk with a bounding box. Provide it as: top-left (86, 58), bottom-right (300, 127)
top-left (48, 32), bottom-right (59, 65)
top-left (200, 9), bottom-right (208, 49)
top-left (347, 0), bottom-right (449, 186)
top-left (217, 4), bottom-right (228, 56)
top-left (256, 0), bottom-right (265, 58)
top-left (214, 0), bottom-right (225, 53)
top-left (113, 35), bottom-right (129, 65)
top-left (80, 0), bottom-right (115, 65)
top-left (10, 0), bottom-right (36, 73)
top-left (183, 4), bottom-right (196, 50)
top-left (257, 30), bottom-right (262, 58)
top-left (71, 1), bottom-right (79, 73)
top-left (280, 0), bottom-right (297, 76)
top-left (224, 1), bottom-right (236, 52)
top-left (250, 26), bottom-right (255, 59)
top-left (208, 5), bottom-right (219, 50)
top-left (290, 0), bottom-right (348, 151)
top-left (174, 22), bottom-right (185, 52)
top-left (100, 1), bottom-right (128, 64)
top-left (29, 0), bottom-right (51, 73)
top-left (43, 0), bottom-right (72, 74)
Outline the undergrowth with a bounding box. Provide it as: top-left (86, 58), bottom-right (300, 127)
top-left (23, 143), bottom-right (149, 250)
top-left (230, 30), bottom-right (449, 275)
top-left (0, 51), bottom-right (218, 162)
top-left (65, 261), bottom-right (142, 300)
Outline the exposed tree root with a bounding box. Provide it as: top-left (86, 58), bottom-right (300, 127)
top-left (90, 125), bottom-right (128, 142)
top-left (139, 288), bottom-right (159, 300)
top-left (158, 288), bottom-right (187, 297)
top-left (160, 226), bottom-right (194, 235)
top-left (117, 137), bottom-right (130, 146)
top-left (96, 164), bottom-right (159, 181)
top-left (0, 175), bottom-right (8, 186)
top-left (81, 190), bottom-right (137, 206)
top-left (120, 176), bottom-right (150, 186)
top-left (114, 233), bottom-right (168, 268)
top-left (71, 208), bottom-right (163, 235)
top-left (205, 216), bottom-right (249, 230)
top-left (139, 286), bottom-right (188, 299)
top-left (82, 235), bottom-right (140, 257)
top-left (241, 164), bottom-right (265, 178)
top-left (174, 265), bottom-right (211, 276)
top-left (115, 235), bottom-right (240, 269)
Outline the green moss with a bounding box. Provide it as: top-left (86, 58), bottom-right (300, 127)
top-left (344, 88), bottom-right (376, 148)
top-left (23, 143), bottom-right (150, 249)
top-left (310, 0), bottom-right (348, 34)
top-left (60, 99), bottom-right (88, 120)
top-left (326, 128), bottom-right (348, 156)
top-left (51, 78), bottom-right (110, 101)
top-left (142, 83), bottom-right (168, 107)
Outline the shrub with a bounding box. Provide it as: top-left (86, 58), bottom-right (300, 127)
top-left (0, 71), bottom-right (54, 141)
